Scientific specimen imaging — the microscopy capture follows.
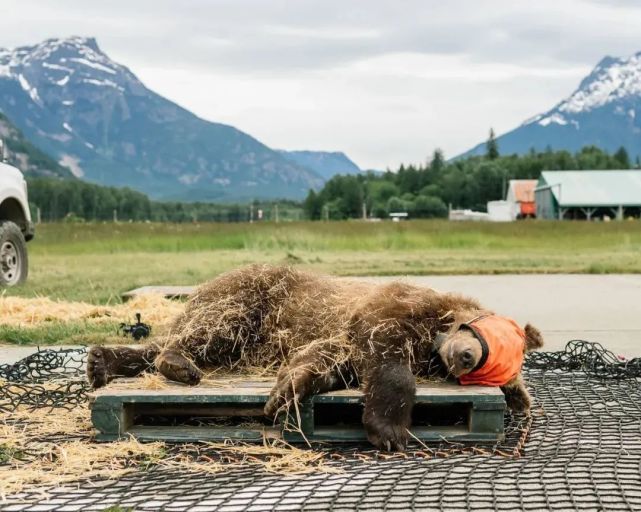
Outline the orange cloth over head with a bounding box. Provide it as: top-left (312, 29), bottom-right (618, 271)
top-left (458, 315), bottom-right (526, 387)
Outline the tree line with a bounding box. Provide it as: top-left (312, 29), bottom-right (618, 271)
top-left (26, 178), bottom-right (303, 223)
top-left (303, 136), bottom-right (636, 220)
top-left (26, 136), bottom-right (637, 223)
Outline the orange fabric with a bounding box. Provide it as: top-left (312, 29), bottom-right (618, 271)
top-left (459, 315), bottom-right (526, 387)
top-left (520, 201), bottom-right (536, 216)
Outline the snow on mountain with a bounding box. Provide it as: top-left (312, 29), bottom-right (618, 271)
top-left (461, 52), bottom-right (641, 160)
top-left (0, 37), bottom-right (324, 201)
top-left (0, 37), bottom-right (123, 96)
top-left (532, 53), bottom-right (641, 128)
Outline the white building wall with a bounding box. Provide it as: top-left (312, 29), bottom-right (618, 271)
top-left (487, 200), bottom-right (514, 222)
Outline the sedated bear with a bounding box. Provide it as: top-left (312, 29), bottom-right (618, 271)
top-left (88, 264), bottom-right (543, 451)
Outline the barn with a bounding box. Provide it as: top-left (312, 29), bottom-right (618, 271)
top-left (535, 170), bottom-right (641, 220)
top-left (486, 179), bottom-right (537, 221)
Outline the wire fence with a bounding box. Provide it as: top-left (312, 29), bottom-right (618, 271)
top-left (2, 341), bottom-right (641, 511)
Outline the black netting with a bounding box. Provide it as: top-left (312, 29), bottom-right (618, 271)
top-left (2, 342), bottom-right (641, 511)
top-left (0, 347), bottom-right (87, 383)
top-left (0, 347), bottom-right (89, 412)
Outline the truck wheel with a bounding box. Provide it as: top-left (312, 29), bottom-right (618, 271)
top-left (0, 221), bottom-right (28, 286)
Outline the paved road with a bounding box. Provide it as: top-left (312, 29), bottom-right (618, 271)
top-left (0, 344), bottom-right (82, 365)
top-left (1, 274), bottom-right (639, 364)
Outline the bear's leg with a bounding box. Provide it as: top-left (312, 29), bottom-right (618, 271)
top-left (264, 342), bottom-right (355, 417)
top-left (501, 374), bottom-right (531, 413)
top-left (87, 344), bottom-right (160, 389)
top-left (362, 361), bottom-right (416, 451)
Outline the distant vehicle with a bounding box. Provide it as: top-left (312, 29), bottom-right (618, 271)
top-left (0, 139), bottom-right (34, 286)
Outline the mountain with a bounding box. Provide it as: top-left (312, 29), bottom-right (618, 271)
top-left (0, 112), bottom-right (72, 178)
top-left (461, 52), bottom-right (641, 160)
top-left (0, 37), bottom-right (324, 201)
top-left (277, 150), bottom-right (361, 180)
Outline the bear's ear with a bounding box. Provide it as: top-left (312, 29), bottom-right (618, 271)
top-left (524, 323), bottom-right (544, 352)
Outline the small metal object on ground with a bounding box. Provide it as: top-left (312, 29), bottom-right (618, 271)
top-left (89, 378), bottom-right (505, 443)
top-left (121, 285), bottom-right (196, 301)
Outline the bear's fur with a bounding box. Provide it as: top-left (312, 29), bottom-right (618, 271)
top-left (87, 264), bottom-right (543, 451)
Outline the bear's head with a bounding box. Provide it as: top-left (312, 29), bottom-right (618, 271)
top-left (436, 328), bottom-right (483, 378)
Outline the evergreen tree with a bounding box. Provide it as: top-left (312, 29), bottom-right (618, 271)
top-left (614, 146), bottom-right (630, 168)
top-left (486, 128), bottom-right (499, 160)
top-left (430, 149), bottom-right (444, 172)
top-left (303, 190), bottom-right (322, 220)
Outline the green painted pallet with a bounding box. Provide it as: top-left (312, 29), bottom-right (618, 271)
top-left (284, 384), bottom-right (505, 443)
top-left (89, 378), bottom-right (505, 443)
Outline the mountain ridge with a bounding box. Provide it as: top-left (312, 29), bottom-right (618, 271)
top-left (277, 150), bottom-right (361, 180)
top-left (0, 36), bottom-right (324, 201)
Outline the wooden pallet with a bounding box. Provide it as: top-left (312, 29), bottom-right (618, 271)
top-left (90, 378), bottom-right (506, 443)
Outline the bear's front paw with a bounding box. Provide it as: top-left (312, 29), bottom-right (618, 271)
top-left (264, 366), bottom-right (312, 417)
top-left (501, 378), bottom-right (532, 414)
top-left (363, 412), bottom-right (411, 452)
top-left (505, 389), bottom-right (531, 413)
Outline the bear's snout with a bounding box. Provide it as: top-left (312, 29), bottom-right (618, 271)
top-left (459, 349), bottom-right (475, 369)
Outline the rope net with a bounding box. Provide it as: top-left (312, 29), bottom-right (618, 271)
top-left (2, 341), bottom-right (640, 511)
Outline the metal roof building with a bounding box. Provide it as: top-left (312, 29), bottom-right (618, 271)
top-left (535, 170), bottom-right (641, 220)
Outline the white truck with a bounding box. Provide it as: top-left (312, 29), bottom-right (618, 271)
top-left (0, 139), bottom-right (33, 286)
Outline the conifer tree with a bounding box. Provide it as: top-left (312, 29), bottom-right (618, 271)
top-left (614, 146), bottom-right (630, 168)
top-left (486, 128), bottom-right (499, 160)
top-left (430, 149), bottom-right (444, 172)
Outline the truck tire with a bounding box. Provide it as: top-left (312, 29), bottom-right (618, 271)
top-left (0, 221), bottom-right (28, 286)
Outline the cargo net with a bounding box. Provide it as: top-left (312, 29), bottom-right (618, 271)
top-left (2, 340), bottom-right (641, 511)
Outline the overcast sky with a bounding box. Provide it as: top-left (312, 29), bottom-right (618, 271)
top-left (1, 0), bottom-right (641, 170)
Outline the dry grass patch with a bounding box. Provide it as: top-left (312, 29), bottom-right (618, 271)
top-left (1, 399), bottom-right (340, 498)
top-left (0, 294), bottom-right (185, 345)
top-left (0, 294), bottom-right (184, 328)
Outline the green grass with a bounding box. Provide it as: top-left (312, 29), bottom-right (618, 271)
top-left (30, 219), bottom-right (641, 253)
top-left (0, 321), bottom-right (121, 345)
top-left (5, 219), bottom-right (641, 304)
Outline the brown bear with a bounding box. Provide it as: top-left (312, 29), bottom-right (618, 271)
top-left (87, 264), bottom-right (543, 451)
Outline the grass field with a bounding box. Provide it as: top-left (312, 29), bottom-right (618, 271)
top-left (5, 219), bottom-right (641, 304)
